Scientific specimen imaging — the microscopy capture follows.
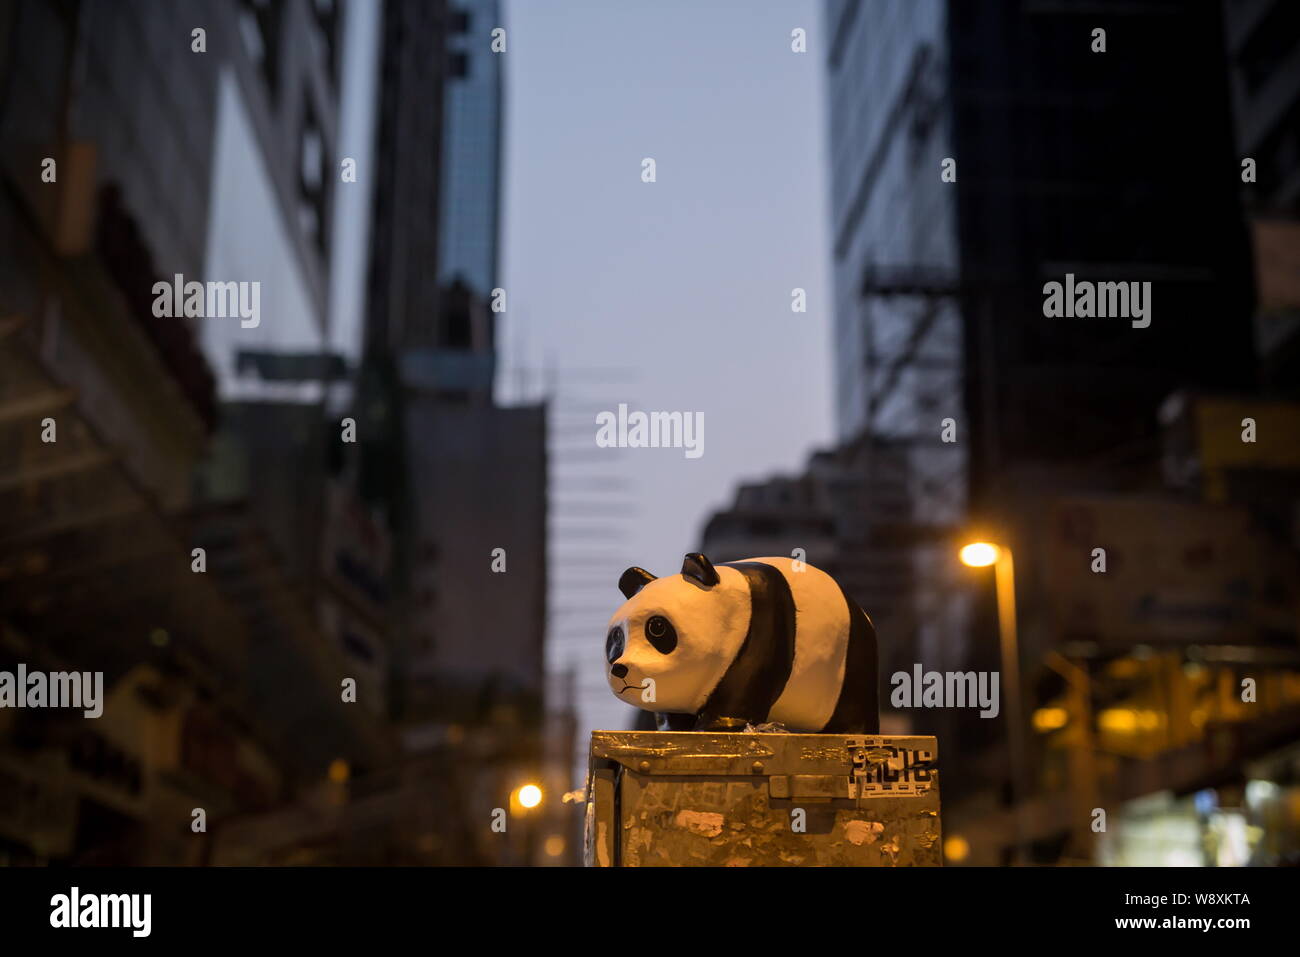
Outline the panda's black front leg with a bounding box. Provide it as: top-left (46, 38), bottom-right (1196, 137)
top-left (655, 712), bottom-right (697, 732)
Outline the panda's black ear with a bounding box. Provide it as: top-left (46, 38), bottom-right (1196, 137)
top-left (619, 566), bottom-right (656, 599)
top-left (681, 552), bottom-right (720, 588)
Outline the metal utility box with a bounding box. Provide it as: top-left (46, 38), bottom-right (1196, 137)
top-left (584, 730), bottom-right (941, 866)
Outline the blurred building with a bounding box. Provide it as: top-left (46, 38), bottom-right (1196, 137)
top-left (941, 0), bottom-right (1264, 864)
top-left (1099, 2), bottom-right (1300, 863)
top-left (819, 0), bottom-right (980, 773)
top-left (1223, 0), bottom-right (1300, 389)
top-left (0, 0), bottom-right (567, 867)
top-left (200, 0), bottom-right (344, 400)
top-left (358, 0), bottom-right (565, 864)
top-left (696, 0), bottom-right (1300, 866)
top-left (0, 0), bottom-right (395, 864)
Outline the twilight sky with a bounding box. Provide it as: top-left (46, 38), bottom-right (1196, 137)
top-left (497, 0), bottom-right (836, 757)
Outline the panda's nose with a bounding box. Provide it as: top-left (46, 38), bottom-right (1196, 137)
top-left (610, 663), bottom-right (628, 679)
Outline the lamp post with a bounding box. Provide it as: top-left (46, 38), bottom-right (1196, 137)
top-left (512, 783), bottom-right (544, 865)
top-left (959, 541), bottom-right (1027, 864)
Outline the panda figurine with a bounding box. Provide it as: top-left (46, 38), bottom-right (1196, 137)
top-left (605, 552), bottom-right (878, 733)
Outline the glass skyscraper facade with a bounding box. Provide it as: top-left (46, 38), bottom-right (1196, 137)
top-left (821, 0), bottom-right (970, 767)
top-left (438, 0), bottom-right (503, 299)
top-left (826, 0), bottom-right (960, 446)
top-left (824, 0), bottom-right (965, 531)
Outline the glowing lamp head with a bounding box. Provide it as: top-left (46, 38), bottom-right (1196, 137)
top-left (959, 542), bottom-right (1000, 567)
top-left (517, 784), bottom-right (543, 809)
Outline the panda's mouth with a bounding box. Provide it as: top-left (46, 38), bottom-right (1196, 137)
top-left (615, 681), bottom-right (648, 695)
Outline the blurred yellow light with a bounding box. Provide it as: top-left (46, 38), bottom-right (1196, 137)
top-left (1033, 707), bottom-right (1069, 732)
top-left (518, 784), bottom-right (543, 808)
top-left (1098, 708), bottom-right (1162, 734)
top-left (959, 542), bottom-right (1000, 567)
top-left (944, 834), bottom-right (970, 863)
top-left (1099, 708), bottom-right (1138, 733)
top-left (1108, 657), bottom-right (1143, 678)
top-left (328, 758), bottom-right (350, 784)
top-left (544, 834), bottom-right (566, 857)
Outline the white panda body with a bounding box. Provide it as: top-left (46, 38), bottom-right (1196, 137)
top-left (605, 553), bottom-right (878, 733)
top-left (758, 557), bottom-right (852, 731)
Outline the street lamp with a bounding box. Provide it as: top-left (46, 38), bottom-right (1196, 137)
top-left (959, 540), bottom-right (1026, 864)
top-left (958, 542), bottom-right (999, 568)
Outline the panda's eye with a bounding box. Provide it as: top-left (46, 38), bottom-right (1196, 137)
top-left (606, 626), bottom-right (625, 664)
top-left (644, 615), bottom-right (677, 654)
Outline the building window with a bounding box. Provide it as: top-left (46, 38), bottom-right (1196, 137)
top-left (239, 0), bottom-right (283, 101)
top-left (298, 98), bottom-right (329, 257)
top-left (441, 303), bottom-right (472, 349)
top-left (312, 0), bottom-right (341, 88)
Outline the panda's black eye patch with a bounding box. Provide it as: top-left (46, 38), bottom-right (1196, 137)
top-left (606, 626), bottom-right (625, 664)
top-left (644, 615), bottom-right (677, 654)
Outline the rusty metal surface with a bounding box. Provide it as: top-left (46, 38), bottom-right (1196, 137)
top-left (585, 731), bottom-right (942, 866)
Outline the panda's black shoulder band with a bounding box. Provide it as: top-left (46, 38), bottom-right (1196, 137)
top-left (698, 561), bottom-right (796, 728)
